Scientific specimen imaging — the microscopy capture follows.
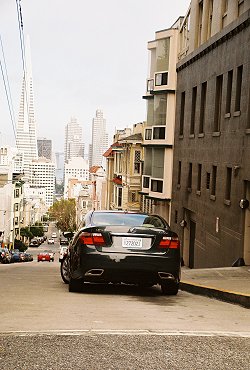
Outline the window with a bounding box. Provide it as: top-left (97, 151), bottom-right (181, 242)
top-left (153, 127), bottom-right (165, 139)
top-left (143, 176), bottom-right (150, 188)
top-left (190, 86), bottom-right (197, 135)
top-left (14, 203), bottom-right (19, 211)
top-left (211, 165), bottom-right (217, 197)
top-left (199, 82), bottom-right (207, 134)
top-left (15, 189), bottom-right (20, 198)
top-left (151, 179), bottom-right (163, 193)
top-left (206, 172), bottom-right (211, 190)
top-left (197, 164), bottom-right (202, 192)
top-left (214, 74), bottom-right (223, 132)
top-left (14, 217), bottom-right (18, 225)
top-left (187, 163), bottom-right (192, 190)
top-left (225, 167), bottom-right (232, 201)
top-left (177, 161), bottom-right (182, 187)
top-left (147, 79), bottom-right (154, 92)
top-left (226, 70), bottom-right (233, 114)
top-left (179, 92), bottom-right (186, 136)
top-left (155, 72), bottom-right (168, 86)
top-left (118, 187), bottom-right (122, 208)
top-left (134, 150), bottom-right (141, 174)
top-left (156, 38), bottom-right (170, 71)
top-left (130, 192), bottom-right (138, 203)
top-left (174, 210), bottom-right (178, 224)
top-left (235, 65), bottom-right (243, 112)
top-left (154, 95), bottom-right (167, 125)
top-left (145, 129), bottom-right (152, 140)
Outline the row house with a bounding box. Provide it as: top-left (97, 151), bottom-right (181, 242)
top-left (140, 18), bottom-right (183, 223)
top-left (104, 124), bottom-right (143, 211)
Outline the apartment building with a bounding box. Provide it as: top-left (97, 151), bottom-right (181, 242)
top-left (0, 146), bottom-right (24, 246)
top-left (171, 1), bottom-right (250, 267)
top-left (64, 157), bottom-right (89, 199)
top-left (140, 19), bottom-right (182, 223)
top-left (30, 158), bottom-right (55, 207)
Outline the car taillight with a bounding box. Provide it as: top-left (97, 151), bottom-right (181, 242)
top-left (159, 236), bottom-right (180, 249)
top-left (80, 232), bottom-right (106, 246)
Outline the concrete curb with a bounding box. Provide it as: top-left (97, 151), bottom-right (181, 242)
top-left (180, 281), bottom-right (250, 309)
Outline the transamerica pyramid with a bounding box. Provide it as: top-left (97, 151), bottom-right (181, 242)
top-left (15, 36), bottom-right (38, 177)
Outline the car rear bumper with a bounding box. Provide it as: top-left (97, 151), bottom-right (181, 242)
top-left (72, 252), bottom-right (180, 284)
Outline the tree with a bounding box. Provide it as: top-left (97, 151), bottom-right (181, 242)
top-left (48, 198), bottom-right (76, 232)
top-left (20, 227), bottom-right (33, 240)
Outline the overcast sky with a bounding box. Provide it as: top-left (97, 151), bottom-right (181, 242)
top-left (0, 0), bottom-right (190, 152)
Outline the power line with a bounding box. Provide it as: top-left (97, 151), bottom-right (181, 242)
top-left (15, 0), bottom-right (30, 132)
top-left (0, 39), bottom-right (17, 140)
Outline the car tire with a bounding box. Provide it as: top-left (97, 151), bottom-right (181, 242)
top-left (161, 281), bottom-right (179, 295)
top-left (69, 277), bottom-right (83, 292)
top-left (60, 256), bottom-right (70, 284)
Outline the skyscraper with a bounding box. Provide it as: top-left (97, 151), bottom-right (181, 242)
top-left (90, 109), bottom-right (109, 168)
top-left (37, 138), bottom-right (52, 160)
top-left (64, 117), bottom-right (84, 163)
top-left (15, 36), bottom-right (38, 176)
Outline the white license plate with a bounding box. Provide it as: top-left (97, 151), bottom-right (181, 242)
top-left (42, 258), bottom-right (45, 260)
top-left (122, 237), bottom-right (142, 249)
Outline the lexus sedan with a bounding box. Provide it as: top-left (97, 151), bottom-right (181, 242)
top-left (63, 210), bottom-right (181, 295)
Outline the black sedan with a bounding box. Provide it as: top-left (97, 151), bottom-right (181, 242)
top-left (63, 211), bottom-right (181, 295)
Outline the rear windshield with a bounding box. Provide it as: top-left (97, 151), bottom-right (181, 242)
top-left (91, 213), bottom-right (167, 228)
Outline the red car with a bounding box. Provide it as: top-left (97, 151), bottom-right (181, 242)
top-left (37, 252), bottom-right (51, 262)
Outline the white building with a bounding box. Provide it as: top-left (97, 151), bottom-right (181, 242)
top-left (90, 109), bottom-right (109, 168)
top-left (64, 157), bottom-right (89, 199)
top-left (29, 158), bottom-right (55, 207)
top-left (22, 184), bottom-right (47, 227)
top-left (15, 36), bottom-right (38, 177)
top-left (64, 117), bottom-right (85, 163)
top-left (0, 146), bottom-right (24, 246)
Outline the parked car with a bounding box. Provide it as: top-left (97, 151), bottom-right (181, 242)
top-left (51, 232), bottom-right (57, 238)
top-left (59, 236), bottom-right (69, 245)
top-left (29, 239), bottom-right (39, 247)
top-left (63, 210), bottom-right (181, 295)
top-left (10, 250), bottom-right (21, 262)
top-left (0, 248), bottom-right (12, 264)
top-left (24, 252), bottom-right (33, 261)
top-left (48, 238), bottom-right (54, 245)
top-left (37, 252), bottom-right (50, 262)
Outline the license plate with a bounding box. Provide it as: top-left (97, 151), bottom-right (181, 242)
top-left (42, 258), bottom-right (45, 260)
top-left (122, 237), bottom-right (142, 249)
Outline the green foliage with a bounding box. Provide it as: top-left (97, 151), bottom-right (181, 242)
top-left (30, 224), bottom-right (44, 237)
top-left (14, 239), bottom-right (27, 252)
top-left (20, 227), bottom-right (33, 239)
top-left (48, 198), bottom-right (76, 232)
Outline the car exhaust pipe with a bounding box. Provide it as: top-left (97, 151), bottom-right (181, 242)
top-left (85, 269), bottom-right (104, 277)
top-left (158, 272), bottom-right (175, 280)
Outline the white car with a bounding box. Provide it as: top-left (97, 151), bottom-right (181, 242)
top-left (52, 232), bottom-right (57, 238)
top-left (48, 238), bottom-right (55, 244)
top-left (59, 246), bottom-right (68, 262)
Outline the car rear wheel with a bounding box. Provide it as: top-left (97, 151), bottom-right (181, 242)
top-left (69, 277), bottom-right (84, 292)
top-left (161, 281), bottom-right (179, 295)
top-left (60, 256), bottom-right (70, 284)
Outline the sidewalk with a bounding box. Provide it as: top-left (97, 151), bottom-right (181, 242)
top-left (180, 266), bottom-right (250, 308)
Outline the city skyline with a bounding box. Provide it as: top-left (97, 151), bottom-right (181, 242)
top-left (0, 0), bottom-right (190, 152)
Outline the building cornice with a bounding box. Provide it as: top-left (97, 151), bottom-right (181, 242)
top-left (177, 10), bottom-right (250, 72)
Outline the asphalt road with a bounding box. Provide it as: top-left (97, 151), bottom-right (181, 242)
top-left (0, 241), bottom-right (249, 369)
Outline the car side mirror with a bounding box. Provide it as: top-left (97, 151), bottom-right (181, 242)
top-left (63, 231), bottom-right (74, 240)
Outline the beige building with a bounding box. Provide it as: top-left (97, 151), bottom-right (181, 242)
top-left (104, 123), bottom-right (143, 212)
top-left (140, 19), bottom-right (183, 223)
